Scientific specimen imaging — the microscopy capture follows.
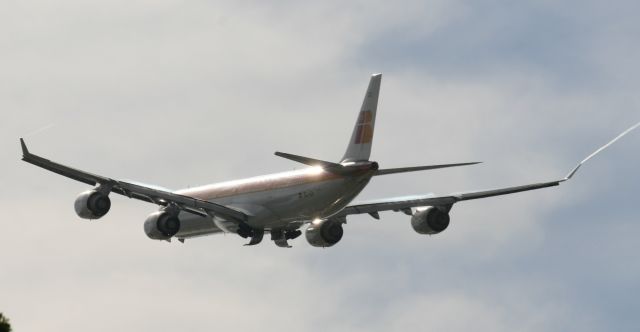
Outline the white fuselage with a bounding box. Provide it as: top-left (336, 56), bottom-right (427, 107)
top-left (172, 167), bottom-right (373, 238)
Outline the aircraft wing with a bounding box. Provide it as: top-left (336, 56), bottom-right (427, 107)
top-left (19, 139), bottom-right (248, 222)
top-left (336, 180), bottom-right (561, 218)
top-left (337, 121), bottom-right (640, 219)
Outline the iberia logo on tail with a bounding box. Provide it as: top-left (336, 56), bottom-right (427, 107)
top-left (355, 110), bottom-right (374, 144)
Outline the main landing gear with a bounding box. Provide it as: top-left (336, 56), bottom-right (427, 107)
top-left (270, 229), bottom-right (302, 248)
top-left (237, 223), bottom-right (301, 247)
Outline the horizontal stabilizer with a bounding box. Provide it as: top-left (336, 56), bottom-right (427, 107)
top-left (275, 152), bottom-right (344, 172)
top-left (374, 162), bottom-right (481, 176)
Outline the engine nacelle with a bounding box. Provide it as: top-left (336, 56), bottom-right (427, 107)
top-left (74, 190), bottom-right (111, 219)
top-left (305, 219), bottom-right (344, 247)
top-left (411, 207), bottom-right (450, 235)
top-left (144, 211), bottom-right (181, 240)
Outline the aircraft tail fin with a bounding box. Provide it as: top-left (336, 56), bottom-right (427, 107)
top-left (341, 73), bottom-right (382, 163)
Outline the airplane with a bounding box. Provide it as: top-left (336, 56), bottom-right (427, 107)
top-left (20, 74), bottom-right (640, 248)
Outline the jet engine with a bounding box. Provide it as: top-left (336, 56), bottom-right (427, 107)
top-left (144, 211), bottom-right (181, 240)
top-left (305, 219), bottom-right (344, 247)
top-left (74, 190), bottom-right (111, 219)
top-left (411, 207), bottom-right (450, 235)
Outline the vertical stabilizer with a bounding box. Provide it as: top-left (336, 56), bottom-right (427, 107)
top-left (342, 73), bottom-right (382, 163)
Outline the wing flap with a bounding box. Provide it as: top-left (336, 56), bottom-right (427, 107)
top-left (453, 181), bottom-right (560, 201)
top-left (117, 181), bottom-right (247, 221)
top-left (338, 194), bottom-right (457, 217)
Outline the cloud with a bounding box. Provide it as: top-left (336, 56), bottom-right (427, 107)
top-left (1, 0), bottom-right (639, 331)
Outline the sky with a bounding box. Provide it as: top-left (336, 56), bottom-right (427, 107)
top-left (1, 0), bottom-right (639, 331)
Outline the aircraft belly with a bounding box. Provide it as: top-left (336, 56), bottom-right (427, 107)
top-left (266, 180), bottom-right (350, 220)
top-left (210, 177), bottom-right (369, 230)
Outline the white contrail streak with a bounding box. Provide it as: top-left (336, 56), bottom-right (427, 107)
top-left (24, 123), bottom-right (56, 138)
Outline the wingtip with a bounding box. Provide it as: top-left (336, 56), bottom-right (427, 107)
top-left (561, 121), bottom-right (639, 182)
top-left (19, 137), bottom-right (29, 156)
top-left (564, 164), bottom-right (581, 181)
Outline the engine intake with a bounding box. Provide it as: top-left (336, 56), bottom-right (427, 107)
top-left (144, 211), bottom-right (181, 240)
top-left (411, 207), bottom-right (450, 235)
top-left (74, 190), bottom-right (111, 219)
top-left (305, 219), bottom-right (344, 247)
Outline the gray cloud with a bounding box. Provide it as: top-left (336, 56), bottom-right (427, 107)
top-left (1, 0), bottom-right (639, 331)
